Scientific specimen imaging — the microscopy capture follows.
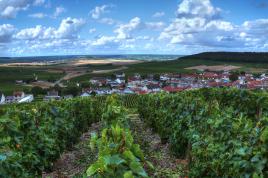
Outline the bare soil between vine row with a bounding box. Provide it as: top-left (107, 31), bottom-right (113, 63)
top-left (42, 114), bottom-right (188, 178)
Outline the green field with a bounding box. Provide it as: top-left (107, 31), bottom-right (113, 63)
top-left (0, 67), bottom-right (64, 95)
top-left (70, 58), bottom-right (268, 82)
top-left (2, 54), bottom-right (268, 94)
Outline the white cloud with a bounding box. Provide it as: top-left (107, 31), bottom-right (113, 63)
top-left (114, 17), bottom-right (142, 39)
top-left (158, 0), bottom-right (242, 50)
top-left (33, 0), bottom-right (45, 6)
top-left (1, 6), bottom-right (18, 18)
top-left (242, 19), bottom-right (268, 36)
top-left (157, 0), bottom-right (268, 52)
top-left (90, 4), bottom-right (113, 19)
top-left (28, 12), bottom-right (46, 18)
top-left (56, 17), bottom-right (85, 39)
top-left (152, 11), bottom-right (165, 18)
top-left (53, 6), bottom-right (66, 18)
top-left (0, 24), bottom-right (16, 43)
top-left (0, 0), bottom-right (30, 18)
top-left (89, 28), bottom-right (96, 34)
top-left (16, 17), bottom-right (86, 40)
top-left (176, 0), bottom-right (221, 19)
top-left (16, 25), bottom-right (46, 40)
top-left (92, 36), bottom-right (118, 46)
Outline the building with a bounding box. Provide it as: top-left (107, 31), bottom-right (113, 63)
top-left (5, 96), bottom-right (15, 104)
top-left (0, 92), bottom-right (5, 105)
top-left (81, 92), bottom-right (91, 97)
top-left (44, 90), bottom-right (61, 101)
top-left (163, 86), bottom-right (184, 93)
top-left (13, 91), bottom-right (25, 102)
top-left (18, 95), bottom-right (34, 103)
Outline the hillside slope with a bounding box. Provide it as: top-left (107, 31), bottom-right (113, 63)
top-left (180, 52), bottom-right (268, 63)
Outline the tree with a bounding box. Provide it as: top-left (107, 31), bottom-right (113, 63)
top-left (111, 74), bottom-right (116, 80)
top-left (80, 81), bottom-right (92, 88)
top-left (47, 76), bottom-right (56, 82)
top-left (229, 73), bottom-right (239, 82)
top-left (31, 86), bottom-right (46, 96)
top-left (240, 71), bottom-right (246, 76)
top-left (153, 74), bottom-right (160, 81)
top-left (62, 85), bottom-right (80, 96)
top-left (253, 73), bottom-right (262, 78)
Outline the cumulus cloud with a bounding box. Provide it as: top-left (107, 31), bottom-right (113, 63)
top-left (16, 17), bottom-right (86, 40)
top-left (114, 17), bottom-right (142, 39)
top-left (0, 24), bottom-right (16, 43)
top-left (156, 0), bottom-right (268, 52)
top-left (92, 36), bottom-right (118, 46)
top-left (158, 0), bottom-right (244, 50)
top-left (0, 0), bottom-right (48, 19)
top-left (90, 4), bottom-right (113, 19)
top-left (176, 0), bottom-right (221, 19)
top-left (56, 17), bottom-right (85, 39)
top-left (0, 0), bottom-right (31, 18)
top-left (152, 11), bottom-right (165, 18)
top-left (3, 0), bottom-right (268, 55)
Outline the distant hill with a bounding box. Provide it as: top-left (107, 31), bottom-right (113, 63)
top-left (180, 52), bottom-right (268, 63)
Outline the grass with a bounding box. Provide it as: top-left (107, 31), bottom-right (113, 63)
top-left (0, 67), bottom-right (64, 95)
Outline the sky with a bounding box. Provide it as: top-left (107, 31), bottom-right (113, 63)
top-left (0, 0), bottom-right (268, 56)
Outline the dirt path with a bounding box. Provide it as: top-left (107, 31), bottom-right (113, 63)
top-left (42, 114), bottom-right (187, 178)
top-left (54, 66), bottom-right (127, 85)
top-left (129, 113), bottom-right (188, 178)
top-left (42, 122), bottom-right (102, 178)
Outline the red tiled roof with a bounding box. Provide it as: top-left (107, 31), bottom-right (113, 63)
top-left (163, 86), bottom-right (184, 92)
top-left (247, 80), bottom-right (262, 89)
top-left (137, 90), bottom-right (148, 94)
top-left (201, 72), bottom-right (220, 79)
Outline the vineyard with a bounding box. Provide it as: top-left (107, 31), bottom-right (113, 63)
top-left (0, 89), bottom-right (268, 177)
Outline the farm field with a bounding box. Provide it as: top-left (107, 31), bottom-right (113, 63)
top-left (2, 53), bottom-right (268, 94)
top-left (0, 88), bottom-right (267, 177)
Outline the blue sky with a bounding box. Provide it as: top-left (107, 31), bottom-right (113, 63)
top-left (0, 0), bottom-right (268, 56)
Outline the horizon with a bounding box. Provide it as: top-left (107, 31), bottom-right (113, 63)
top-left (1, 51), bottom-right (267, 59)
top-left (1, 0), bottom-right (268, 57)
top-left (1, 53), bottom-right (183, 58)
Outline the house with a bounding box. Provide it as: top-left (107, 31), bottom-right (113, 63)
top-left (163, 86), bottom-right (184, 93)
top-left (0, 92), bottom-right (5, 105)
top-left (116, 72), bottom-right (125, 78)
top-left (247, 80), bottom-right (262, 90)
top-left (90, 77), bottom-right (107, 87)
top-left (44, 90), bottom-right (60, 101)
top-left (5, 96), bottom-right (16, 104)
top-left (123, 88), bottom-right (134, 94)
top-left (18, 95), bottom-right (34, 103)
top-left (160, 74), bottom-right (170, 81)
top-left (15, 80), bottom-right (24, 84)
top-left (81, 92), bottom-right (91, 97)
top-left (13, 91), bottom-right (25, 102)
top-left (147, 84), bottom-right (161, 93)
top-left (94, 88), bottom-right (112, 95)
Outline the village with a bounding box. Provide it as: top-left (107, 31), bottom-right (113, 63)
top-left (1, 69), bottom-right (268, 105)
